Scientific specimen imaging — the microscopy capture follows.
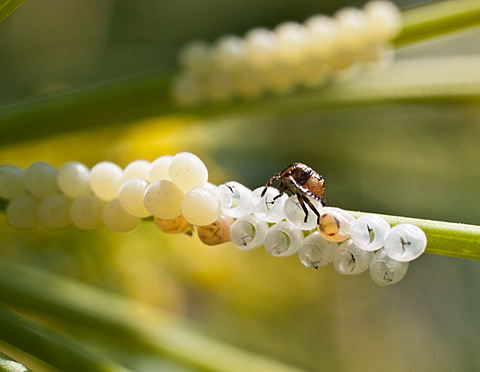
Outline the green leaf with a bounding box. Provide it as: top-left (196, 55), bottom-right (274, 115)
top-left (0, 263), bottom-right (310, 372)
top-left (0, 306), bottom-right (133, 372)
top-left (0, 0), bottom-right (26, 23)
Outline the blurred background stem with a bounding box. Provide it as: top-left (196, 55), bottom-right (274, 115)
top-left (0, 0), bottom-right (25, 23)
top-left (0, 0), bottom-right (480, 145)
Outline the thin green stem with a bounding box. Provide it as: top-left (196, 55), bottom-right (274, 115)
top-left (0, 1), bottom-right (480, 145)
top-left (0, 306), bottom-right (132, 372)
top-left (0, 0), bottom-right (26, 23)
top-left (0, 263), bottom-right (310, 372)
top-left (349, 211), bottom-right (480, 261)
top-left (0, 201), bottom-right (479, 260)
top-left (394, 0), bottom-right (480, 46)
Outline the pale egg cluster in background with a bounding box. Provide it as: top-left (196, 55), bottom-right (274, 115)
top-left (172, 0), bottom-right (402, 105)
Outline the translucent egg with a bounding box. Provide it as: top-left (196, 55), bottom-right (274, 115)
top-left (262, 64), bottom-right (296, 94)
top-left (295, 58), bottom-right (330, 88)
top-left (123, 160), bottom-right (151, 181)
top-left (178, 40), bottom-right (213, 76)
top-left (154, 215), bottom-right (192, 235)
top-left (298, 231), bottom-right (336, 269)
top-left (0, 360), bottom-right (27, 372)
top-left (102, 198), bottom-right (141, 233)
top-left (274, 22), bottom-right (309, 65)
top-left (318, 207), bottom-right (355, 242)
top-left (334, 7), bottom-right (369, 52)
top-left (25, 161), bottom-right (58, 198)
top-left (264, 221), bottom-right (304, 257)
top-left (358, 42), bottom-right (395, 71)
top-left (350, 214), bottom-right (390, 251)
top-left (370, 248), bottom-right (409, 286)
top-left (232, 68), bottom-right (264, 99)
top-left (250, 186), bottom-right (286, 223)
top-left (304, 15), bottom-right (339, 58)
top-left (212, 35), bottom-right (247, 72)
top-left (197, 214), bottom-right (234, 245)
top-left (231, 215), bottom-right (269, 251)
top-left (0, 164), bottom-right (26, 199)
top-left (284, 195), bottom-right (322, 230)
top-left (57, 161), bottom-right (90, 198)
top-left (6, 194), bottom-right (40, 230)
top-left (69, 194), bottom-right (105, 230)
top-left (363, 0), bottom-right (402, 42)
top-left (203, 72), bottom-right (233, 103)
top-left (168, 152), bottom-right (208, 192)
top-left (244, 28), bottom-right (277, 70)
top-left (89, 162), bottom-right (123, 201)
top-left (118, 178), bottom-right (151, 218)
top-left (384, 223), bottom-right (427, 262)
top-left (333, 239), bottom-right (374, 275)
top-left (204, 182), bottom-right (218, 192)
top-left (144, 180), bottom-right (184, 220)
top-left (217, 181), bottom-right (253, 218)
top-left (181, 187), bottom-right (220, 226)
top-left (37, 193), bottom-right (71, 229)
top-left (150, 155), bottom-right (173, 181)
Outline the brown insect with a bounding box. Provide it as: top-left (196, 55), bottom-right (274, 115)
top-left (261, 163), bottom-right (326, 223)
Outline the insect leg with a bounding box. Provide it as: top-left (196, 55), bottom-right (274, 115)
top-left (302, 195), bottom-right (321, 224)
top-left (273, 180), bottom-right (289, 201)
top-left (295, 192), bottom-right (311, 223)
top-left (260, 172), bottom-right (282, 197)
top-left (264, 180), bottom-right (287, 209)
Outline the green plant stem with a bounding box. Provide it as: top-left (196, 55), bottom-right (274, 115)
top-left (349, 212), bottom-right (480, 261)
top-left (394, 0), bottom-right (480, 47)
top-left (0, 306), bottom-right (132, 372)
top-left (0, 200), bottom-right (479, 260)
top-left (0, 263), bottom-right (310, 372)
top-left (1, 1), bottom-right (480, 145)
top-left (0, 0), bottom-right (26, 23)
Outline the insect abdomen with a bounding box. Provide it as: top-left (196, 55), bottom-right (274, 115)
top-left (300, 175), bottom-right (325, 201)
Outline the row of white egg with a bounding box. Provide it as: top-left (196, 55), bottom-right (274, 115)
top-left (0, 153), bottom-right (212, 231)
top-left (0, 151), bottom-right (426, 285)
top-left (173, 0), bottom-right (402, 105)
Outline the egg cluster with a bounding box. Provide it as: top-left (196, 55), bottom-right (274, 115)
top-left (0, 152), bottom-right (426, 286)
top-left (173, 0), bottom-right (402, 106)
top-left (227, 189), bottom-right (425, 286)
